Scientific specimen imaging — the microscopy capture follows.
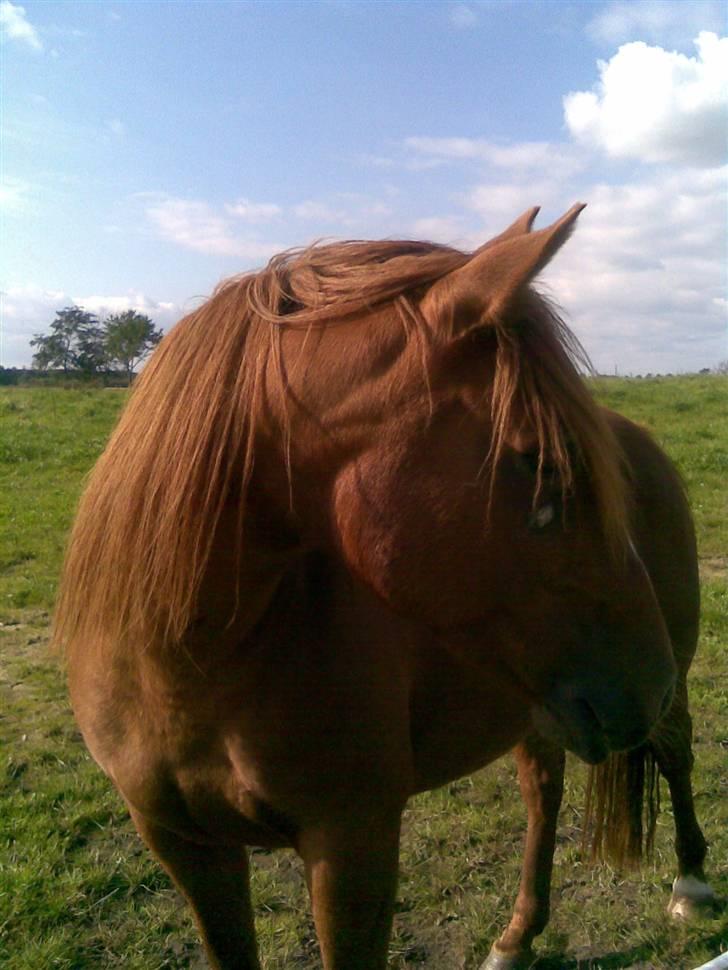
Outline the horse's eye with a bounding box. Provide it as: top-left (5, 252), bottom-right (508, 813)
top-left (519, 450), bottom-right (558, 480)
top-left (529, 503), bottom-right (555, 530)
top-left (520, 450), bottom-right (541, 475)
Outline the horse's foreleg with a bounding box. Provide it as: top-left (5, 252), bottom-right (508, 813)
top-left (650, 691), bottom-right (714, 920)
top-left (129, 808), bottom-right (260, 970)
top-left (482, 734), bottom-right (565, 970)
top-left (664, 766), bottom-right (714, 919)
top-left (298, 811), bottom-right (402, 970)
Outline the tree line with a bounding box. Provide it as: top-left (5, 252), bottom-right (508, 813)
top-left (30, 307), bottom-right (164, 385)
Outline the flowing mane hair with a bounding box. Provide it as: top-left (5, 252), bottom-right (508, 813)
top-left (53, 239), bottom-right (628, 656)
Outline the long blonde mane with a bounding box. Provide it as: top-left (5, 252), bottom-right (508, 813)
top-left (53, 239), bottom-right (627, 656)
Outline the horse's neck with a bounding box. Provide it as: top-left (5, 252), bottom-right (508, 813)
top-left (203, 316), bottom-right (429, 642)
top-left (188, 493), bottom-right (301, 650)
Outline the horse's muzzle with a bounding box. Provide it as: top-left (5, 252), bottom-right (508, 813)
top-left (532, 674), bottom-right (675, 766)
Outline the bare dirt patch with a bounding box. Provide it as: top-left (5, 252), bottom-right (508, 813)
top-left (699, 556), bottom-right (728, 581)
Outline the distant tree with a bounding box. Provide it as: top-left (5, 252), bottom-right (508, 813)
top-left (30, 330), bottom-right (72, 372)
top-left (30, 306), bottom-right (106, 375)
top-left (76, 319), bottom-right (109, 374)
top-left (104, 310), bottom-right (163, 384)
top-left (715, 360), bottom-right (728, 375)
top-left (0, 368), bottom-right (20, 386)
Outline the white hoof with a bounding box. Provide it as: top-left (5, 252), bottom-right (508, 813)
top-left (667, 875), bottom-right (715, 920)
top-left (480, 944), bottom-right (535, 970)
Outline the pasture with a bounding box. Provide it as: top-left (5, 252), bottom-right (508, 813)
top-left (1, 377), bottom-right (726, 969)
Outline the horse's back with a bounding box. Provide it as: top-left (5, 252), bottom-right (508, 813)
top-left (605, 408), bottom-right (699, 673)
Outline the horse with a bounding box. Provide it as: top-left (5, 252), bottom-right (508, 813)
top-left (485, 411), bottom-right (715, 970)
top-left (54, 204), bottom-right (679, 970)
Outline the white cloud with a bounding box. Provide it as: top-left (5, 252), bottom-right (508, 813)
top-left (293, 199), bottom-right (349, 223)
top-left (410, 215), bottom-right (467, 243)
top-left (410, 125), bottom-right (726, 372)
top-left (465, 180), bottom-right (563, 238)
top-left (226, 198), bottom-right (282, 222)
top-left (587, 1), bottom-right (725, 48)
top-left (74, 293), bottom-right (178, 321)
top-left (405, 136), bottom-right (482, 161)
top-left (450, 4), bottom-right (477, 29)
top-left (292, 195), bottom-right (394, 230)
top-left (405, 137), bottom-right (584, 179)
top-left (144, 192), bottom-right (394, 258)
top-left (538, 166), bottom-right (727, 374)
top-left (147, 198), bottom-right (236, 255)
top-left (564, 32), bottom-right (728, 167)
top-left (0, 288), bottom-right (181, 368)
top-left (0, 0), bottom-right (42, 50)
top-left (145, 196), bottom-right (282, 261)
top-left (0, 175), bottom-right (30, 212)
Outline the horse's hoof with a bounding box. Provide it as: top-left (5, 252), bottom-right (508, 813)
top-left (667, 875), bottom-right (715, 920)
top-left (480, 943), bottom-right (535, 970)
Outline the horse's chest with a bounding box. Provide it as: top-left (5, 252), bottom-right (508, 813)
top-left (408, 644), bottom-right (533, 792)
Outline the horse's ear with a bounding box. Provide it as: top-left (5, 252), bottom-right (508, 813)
top-left (424, 203), bottom-right (585, 332)
top-left (472, 205), bottom-right (541, 254)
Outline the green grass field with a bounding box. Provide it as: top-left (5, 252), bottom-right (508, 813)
top-left (1, 377), bottom-right (726, 969)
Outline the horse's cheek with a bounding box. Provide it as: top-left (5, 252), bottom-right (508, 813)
top-left (331, 457), bottom-right (403, 601)
top-left (331, 456), bottom-right (483, 622)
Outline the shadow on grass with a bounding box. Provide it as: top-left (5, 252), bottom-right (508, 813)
top-left (532, 921), bottom-right (727, 969)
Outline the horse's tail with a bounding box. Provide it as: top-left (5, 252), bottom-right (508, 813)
top-left (582, 744), bottom-right (661, 868)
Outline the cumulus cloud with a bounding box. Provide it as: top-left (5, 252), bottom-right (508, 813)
top-left (425, 160), bottom-right (725, 373)
top-left (587, 0), bottom-right (725, 47)
top-left (564, 32), bottom-right (728, 167)
top-left (536, 166), bottom-right (727, 374)
top-left (0, 287), bottom-right (181, 368)
top-left (409, 109), bottom-right (727, 372)
top-left (0, 0), bottom-right (42, 50)
top-left (145, 196), bottom-right (282, 261)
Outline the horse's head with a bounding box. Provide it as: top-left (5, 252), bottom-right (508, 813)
top-left (330, 205), bottom-right (676, 764)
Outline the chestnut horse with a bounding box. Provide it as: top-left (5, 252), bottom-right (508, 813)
top-left (56, 205), bottom-right (678, 970)
top-left (485, 413), bottom-right (715, 970)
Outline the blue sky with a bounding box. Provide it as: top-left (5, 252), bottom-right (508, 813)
top-left (2, 0), bottom-right (726, 373)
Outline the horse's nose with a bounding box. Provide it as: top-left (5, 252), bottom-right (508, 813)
top-left (601, 712), bottom-right (653, 751)
top-left (597, 672), bottom-right (675, 752)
